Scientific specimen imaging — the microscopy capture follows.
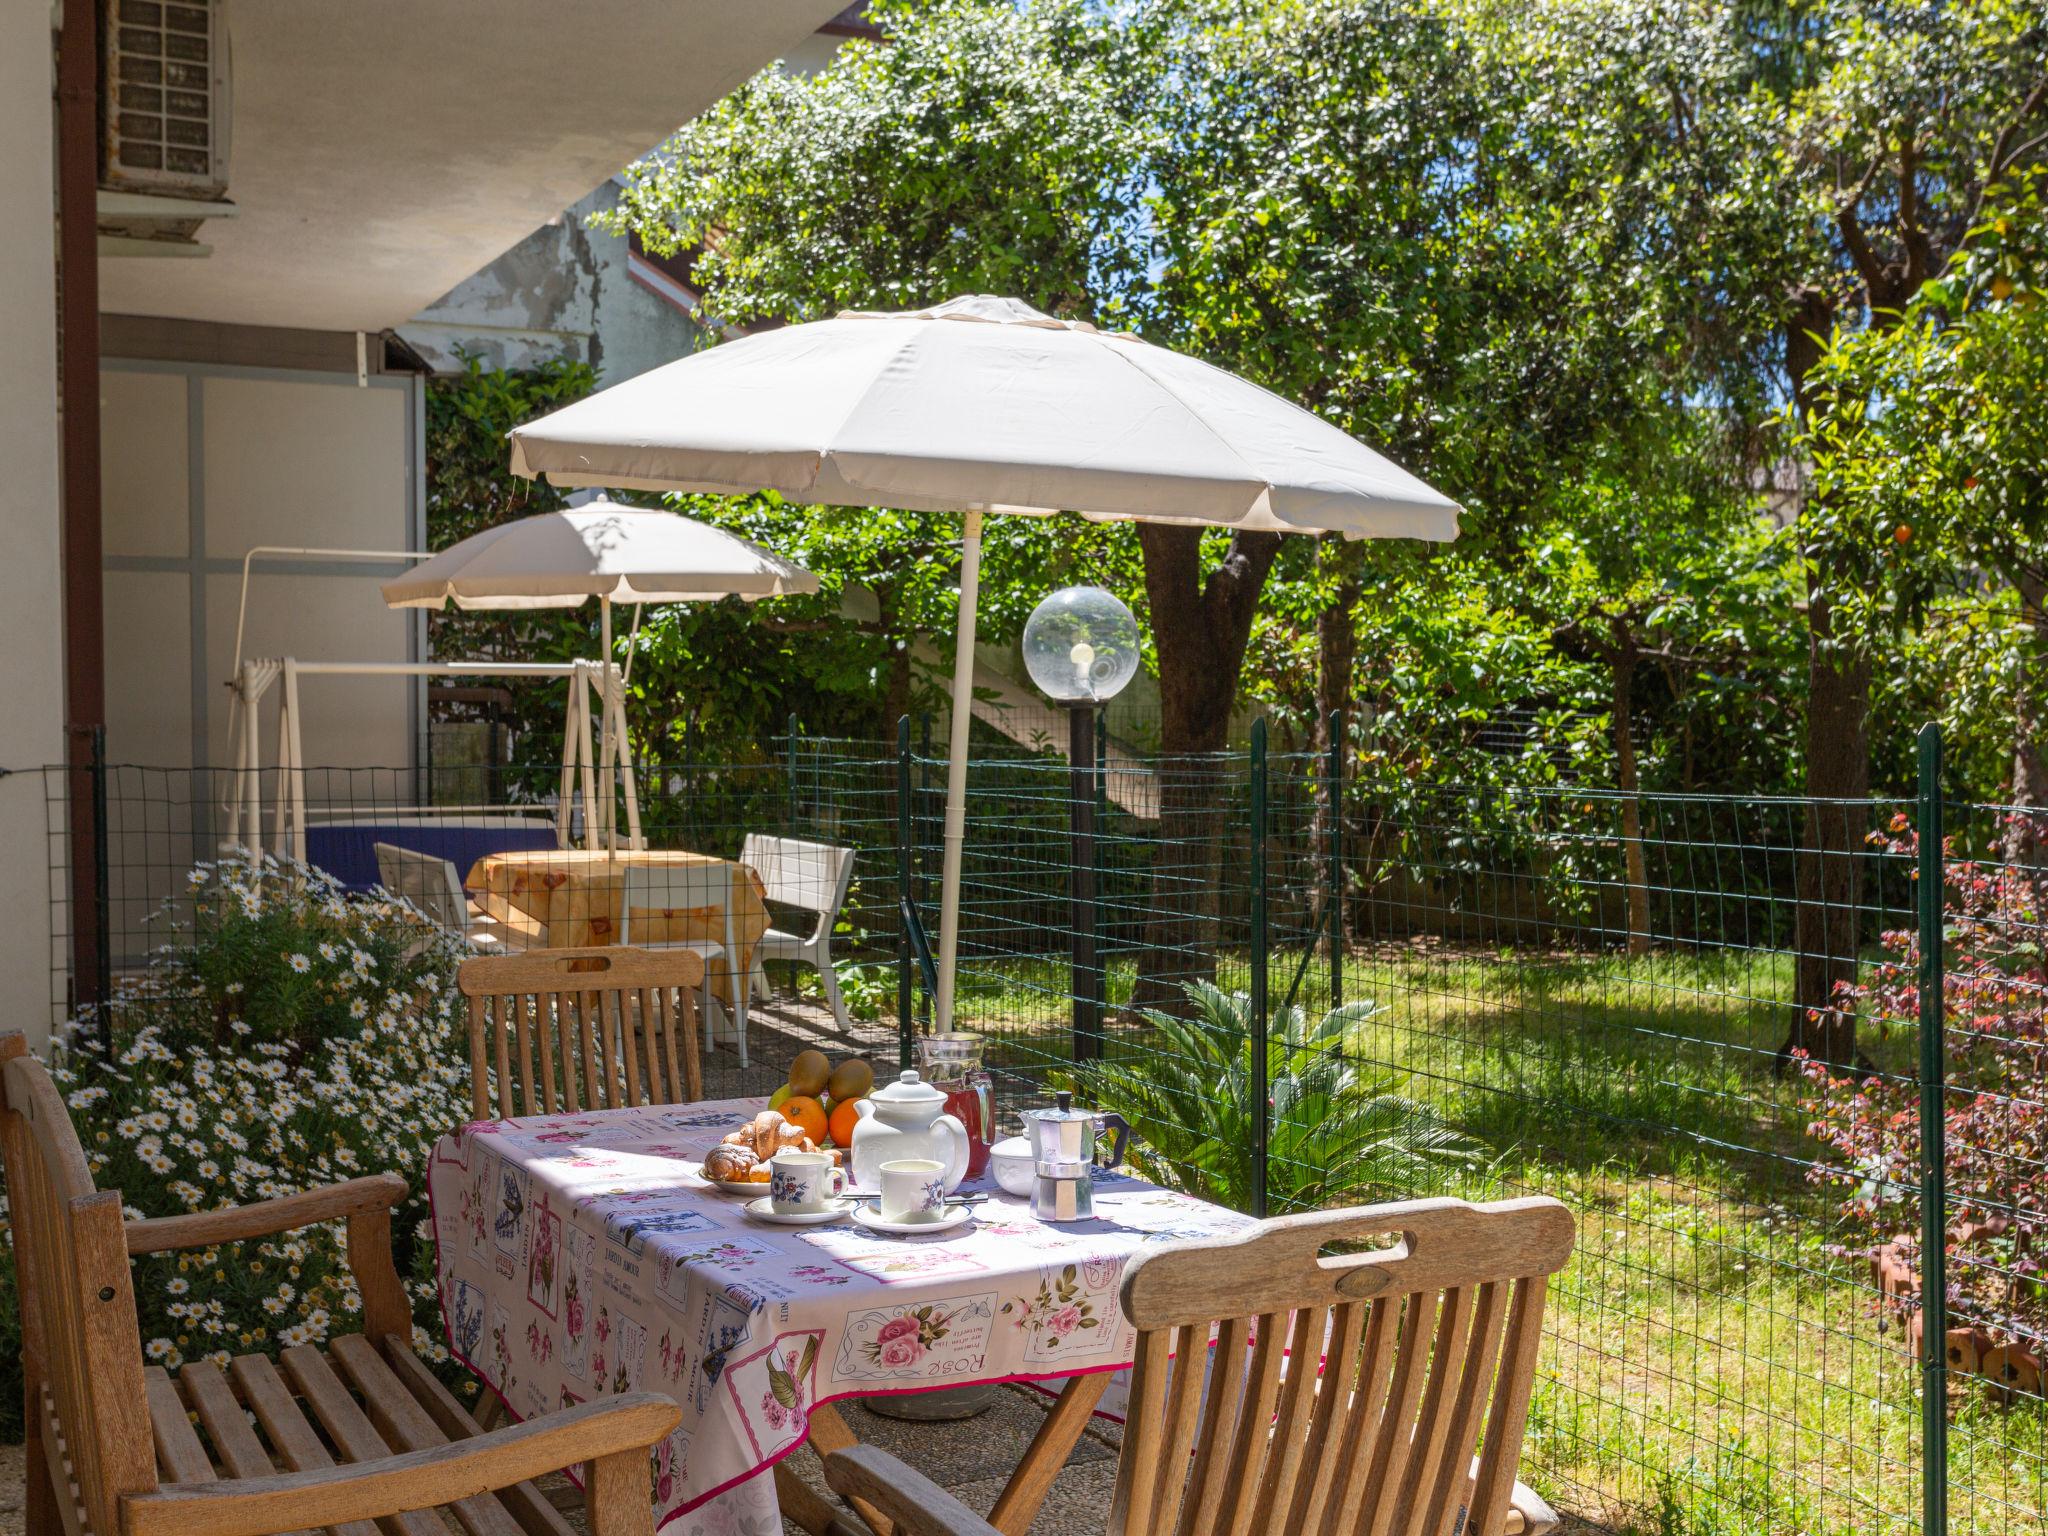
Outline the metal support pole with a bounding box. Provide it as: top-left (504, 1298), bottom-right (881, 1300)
top-left (1328, 707), bottom-right (1345, 1010)
top-left (897, 716), bottom-right (916, 1068)
top-left (787, 712), bottom-right (800, 832)
top-left (91, 727), bottom-right (111, 1053)
top-left (1250, 718), bottom-right (1270, 1220)
top-left (1916, 721), bottom-right (1947, 1536)
top-left (1070, 704), bottom-right (1101, 1061)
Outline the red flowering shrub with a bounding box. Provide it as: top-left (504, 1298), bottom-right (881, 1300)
top-left (1798, 814), bottom-right (2047, 1357)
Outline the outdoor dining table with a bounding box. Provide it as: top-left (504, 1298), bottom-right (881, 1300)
top-left (427, 1095), bottom-right (1256, 1535)
top-left (464, 848), bottom-right (769, 1005)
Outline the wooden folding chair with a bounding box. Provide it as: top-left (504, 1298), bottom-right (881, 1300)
top-left (460, 944), bottom-right (706, 1121)
top-left (823, 1196), bottom-right (1575, 1536)
top-left (0, 1032), bottom-right (678, 1536)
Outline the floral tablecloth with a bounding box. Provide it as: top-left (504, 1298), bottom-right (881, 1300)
top-left (428, 1097), bottom-right (1254, 1535)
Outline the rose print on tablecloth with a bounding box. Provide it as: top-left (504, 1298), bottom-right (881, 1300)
top-left (527, 1193), bottom-right (562, 1316)
top-left (525, 1319), bottom-right (554, 1364)
top-left (1004, 1262), bottom-right (1119, 1364)
top-left (560, 1228), bottom-right (596, 1380)
top-left (725, 1331), bottom-right (823, 1460)
top-left (832, 1295), bottom-right (996, 1385)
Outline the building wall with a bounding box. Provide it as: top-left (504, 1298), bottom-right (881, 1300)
top-left (1, 14), bottom-right (66, 1048)
top-left (400, 181), bottom-right (708, 385)
top-left (97, 355), bottom-right (423, 991)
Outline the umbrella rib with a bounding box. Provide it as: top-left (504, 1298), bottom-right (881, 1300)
top-left (811, 325), bottom-right (933, 500)
top-left (1096, 340), bottom-right (1274, 515)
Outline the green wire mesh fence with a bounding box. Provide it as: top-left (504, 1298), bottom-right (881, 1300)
top-left (41, 718), bottom-right (2047, 1535)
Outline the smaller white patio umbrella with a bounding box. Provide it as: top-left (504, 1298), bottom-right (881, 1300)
top-left (383, 501), bottom-right (818, 848)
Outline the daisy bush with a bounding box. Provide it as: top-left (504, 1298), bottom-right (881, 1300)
top-left (0, 852), bottom-right (475, 1437)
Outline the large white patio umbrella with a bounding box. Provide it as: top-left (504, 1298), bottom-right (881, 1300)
top-left (383, 501), bottom-right (818, 848)
top-left (506, 294), bottom-right (1459, 1025)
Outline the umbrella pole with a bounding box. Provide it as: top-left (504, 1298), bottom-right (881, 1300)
top-left (935, 509), bottom-right (983, 1030)
top-left (599, 596), bottom-right (617, 853)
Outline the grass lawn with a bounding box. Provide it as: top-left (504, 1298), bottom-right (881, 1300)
top-left (942, 943), bottom-right (2046, 1536)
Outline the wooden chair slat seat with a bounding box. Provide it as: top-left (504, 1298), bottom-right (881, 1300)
top-left (823, 1196), bottom-right (1576, 1536)
top-left (459, 946), bottom-right (705, 1122)
top-left (0, 1032), bottom-right (678, 1536)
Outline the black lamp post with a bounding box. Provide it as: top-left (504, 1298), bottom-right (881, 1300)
top-left (1021, 586), bottom-right (1139, 1062)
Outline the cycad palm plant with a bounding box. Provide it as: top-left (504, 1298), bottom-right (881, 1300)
top-left (1073, 980), bottom-right (1488, 1213)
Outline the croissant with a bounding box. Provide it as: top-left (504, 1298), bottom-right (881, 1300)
top-left (721, 1110), bottom-right (820, 1160)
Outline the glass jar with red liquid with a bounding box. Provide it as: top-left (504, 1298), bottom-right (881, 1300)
top-left (916, 1032), bottom-right (993, 1179)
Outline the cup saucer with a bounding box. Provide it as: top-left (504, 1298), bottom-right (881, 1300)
top-left (743, 1195), bottom-right (854, 1226)
top-left (852, 1201), bottom-right (974, 1236)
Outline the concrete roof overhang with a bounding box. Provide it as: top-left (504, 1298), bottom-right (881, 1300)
top-left (96, 0), bottom-right (849, 333)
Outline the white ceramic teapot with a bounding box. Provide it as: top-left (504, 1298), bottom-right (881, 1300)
top-left (849, 1070), bottom-right (969, 1194)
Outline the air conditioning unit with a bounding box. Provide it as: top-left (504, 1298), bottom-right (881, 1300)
top-left (96, 0), bottom-right (234, 254)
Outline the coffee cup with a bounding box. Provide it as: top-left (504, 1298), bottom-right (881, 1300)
top-left (769, 1150), bottom-right (845, 1214)
top-left (878, 1158), bottom-right (948, 1223)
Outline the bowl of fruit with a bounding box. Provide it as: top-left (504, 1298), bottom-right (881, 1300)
top-left (696, 1049), bottom-right (876, 1193)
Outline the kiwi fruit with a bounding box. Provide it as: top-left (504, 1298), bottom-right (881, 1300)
top-left (788, 1048), bottom-right (831, 1098)
top-left (827, 1057), bottom-right (874, 1102)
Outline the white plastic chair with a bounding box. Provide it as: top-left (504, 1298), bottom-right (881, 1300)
top-left (619, 862), bottom-right (750, 1068)
top-left (741, 834), bottom-right (856, 1028)
top-left (372, 842), bottom-right (525, 949)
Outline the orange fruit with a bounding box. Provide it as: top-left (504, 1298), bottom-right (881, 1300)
top-left (827, 1096), bottom-right (863, 1148)
top-left (780, 1095), bottom-right (828, 1146)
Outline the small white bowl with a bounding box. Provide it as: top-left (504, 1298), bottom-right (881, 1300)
top-left (989, 1137), bottom-right (1036, 1198)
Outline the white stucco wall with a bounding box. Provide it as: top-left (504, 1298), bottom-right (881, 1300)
top-left (1, 14), bottom-right (66, 1048)
top-left (100, 361), bottom-right (421, 977)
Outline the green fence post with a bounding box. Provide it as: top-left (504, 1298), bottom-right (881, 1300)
top-left (786, 711), bottom-right (799, 832)
top-left (897, 714), bottom-right (915, 1071)
top-left (1328, 707), bottom-right (1344, 1011)
top-left (1917, 721), bottom-right (1947, 1536)
top-left (91, 724), bottom-right (111, 1055)
top-left (1250, 717), bottom-right (1270, 1220)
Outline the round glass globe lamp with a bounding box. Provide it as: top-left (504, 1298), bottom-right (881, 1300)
top-left (1021, 586), bottom-right (1140, 704)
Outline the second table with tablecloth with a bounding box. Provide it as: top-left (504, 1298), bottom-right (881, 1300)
top-left (427, 1096), bottom-right (1254, 1535)
top-left (464, 849), bottom-right (768, 1005)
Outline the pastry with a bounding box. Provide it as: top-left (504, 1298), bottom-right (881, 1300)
top-left (703, 1143), bottom-right (757, 1182)
top-left (721, 1109), bottom-right (824, 1161)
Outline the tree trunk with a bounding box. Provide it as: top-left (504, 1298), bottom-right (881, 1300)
top-left (1782, 586), bottom-right (1872, 1071)
top-left (1611, 643), bottom-right (1653, 957)
top-left (1778, 288), bottom-right (1873, 1073)
top-left (1128, 524), bottom-right (1283, 1016)
top-left (2007, 567), bottom-right (2048, 869)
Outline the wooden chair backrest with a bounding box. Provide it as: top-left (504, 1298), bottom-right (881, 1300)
top-left (0, 1033), bottom-right (157, 1534)
top-left (458, 945), bottom-right (706, 1121)
top-left (738, 834), bottom-right (855, 918)
top-left (373, 842), bottom-right (468, 933)
top-left (1109, 1196), bottom-right (1574, 1536)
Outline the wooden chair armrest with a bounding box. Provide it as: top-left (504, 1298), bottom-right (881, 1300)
top-left (122, 1391), bottom-right (680, 1536)
top-left (1508, 1478), bottom-right (1560, 1535)
top-left (823, 1445), bottom-right (1000, 1536)
top-left (126, 1174), bottom-right (408, 1255)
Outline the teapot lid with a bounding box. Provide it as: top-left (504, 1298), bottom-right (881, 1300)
top-left (870, 1069), bottom-right (945, 1107)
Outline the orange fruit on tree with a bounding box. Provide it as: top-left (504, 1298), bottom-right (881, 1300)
top-left (780, 1095), bottom-right (828, 1146)
top-left (827, 1096), bottom-right (863, 1149)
